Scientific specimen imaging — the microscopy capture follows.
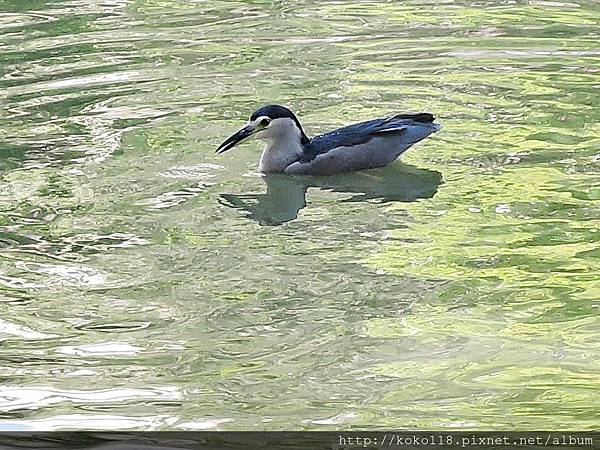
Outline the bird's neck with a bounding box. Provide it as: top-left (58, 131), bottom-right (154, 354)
top-left (258, 139), bottom-right (304, 173)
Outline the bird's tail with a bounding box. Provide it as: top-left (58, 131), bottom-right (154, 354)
top-left (393, 112), bottom-right (436, 123)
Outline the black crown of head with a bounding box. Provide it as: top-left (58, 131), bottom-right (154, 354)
top-left (250, 104), bottom-right (298, 121)
top-left (250, 105), bottom-right (309, 144)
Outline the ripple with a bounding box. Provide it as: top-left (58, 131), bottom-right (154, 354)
top-left (309, 412), bottom-right (357, 426)
top-left (175, 418), bottom-right (234, 430)
top-left (0, 319), bottom-right (57, 340)
top-left (0, 414), bottom-right (172, 431)
top-left (15, 262), bottom-right (108, 288)
top-left (0, 13), bottom-right (57, 31)
top-left (159, 163), bottom-right (224, 180)
top-left (56, 342), bottom-right (143, 357)
top-left (135, 182), bottom-right (213, 210)
top-left (0, 386), bottom-right (181, 412)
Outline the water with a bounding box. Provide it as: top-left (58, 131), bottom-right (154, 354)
top-left (0, 0), bottom-right (599, 431)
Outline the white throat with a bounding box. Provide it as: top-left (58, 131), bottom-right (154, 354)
top-left (257, 118), bottom-right (305, 173)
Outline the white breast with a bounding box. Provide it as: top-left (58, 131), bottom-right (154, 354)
top-left (256, 117), bottom-right (305, 173)
top-left (258, 140), bottom-right (304, 173)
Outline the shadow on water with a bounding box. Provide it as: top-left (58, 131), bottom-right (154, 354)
top-left (219, 163), bottom-right (443, 225)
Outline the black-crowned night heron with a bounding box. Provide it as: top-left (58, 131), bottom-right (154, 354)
top-left (216, 104), bottom-right (441, 175)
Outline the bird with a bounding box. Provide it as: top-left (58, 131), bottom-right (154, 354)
top-left (216, 104), bottom-right (441, 176)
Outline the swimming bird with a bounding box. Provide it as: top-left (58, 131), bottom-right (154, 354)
top-left (216, 105), bottom-right (441, 176)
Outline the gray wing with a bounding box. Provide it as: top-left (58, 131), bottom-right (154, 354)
top-left (301, 113), bottom-right (435, 162)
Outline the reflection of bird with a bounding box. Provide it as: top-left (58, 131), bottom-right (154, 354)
top-left (216, 105), bottom-right (441, 175)
top-left (219, 164), bottom-right (443, 225)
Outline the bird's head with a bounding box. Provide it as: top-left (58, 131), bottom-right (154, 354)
top-left (216, 104), bottom-right (309, 154)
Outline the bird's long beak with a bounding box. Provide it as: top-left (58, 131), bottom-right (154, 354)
top-left (216, 124), bottom-right (257, 154)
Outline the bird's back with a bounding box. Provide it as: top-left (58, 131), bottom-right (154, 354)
top-left (285, 113), bottom-right (440, 175)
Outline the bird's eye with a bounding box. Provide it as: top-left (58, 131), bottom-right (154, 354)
top-left (260, 118), bottom-right (271, 127)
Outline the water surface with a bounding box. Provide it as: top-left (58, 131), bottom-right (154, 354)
top-left (0, 0), bottom-right (599, 430)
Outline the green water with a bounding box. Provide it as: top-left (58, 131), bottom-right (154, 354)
top-left (1, 0), bottom-right (599, 431)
